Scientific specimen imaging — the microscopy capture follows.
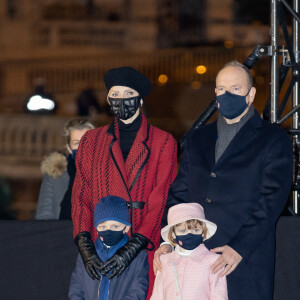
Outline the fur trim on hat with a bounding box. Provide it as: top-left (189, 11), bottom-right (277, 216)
top-left (41, 152), bottom-right (68, 178)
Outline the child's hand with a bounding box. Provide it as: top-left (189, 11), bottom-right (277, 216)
top-left (153, 244), bottom-right (172, 275)
top-left (210, 245), bottom-right (242, 277)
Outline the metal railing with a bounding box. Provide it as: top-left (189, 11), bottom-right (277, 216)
top-left (0, 114), bottom-right (68, 159)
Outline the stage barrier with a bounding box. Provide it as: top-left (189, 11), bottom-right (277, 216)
top-left (0, 217), bottom-right (299, 300)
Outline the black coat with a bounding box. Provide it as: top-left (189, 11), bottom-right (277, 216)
top-left (162, 111), bottom-right (293, 300)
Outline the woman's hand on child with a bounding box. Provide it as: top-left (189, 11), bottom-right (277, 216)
top-left (153, 244), bottom-right (172, 275)
top-left (210, 245), bottom-right (242, 277)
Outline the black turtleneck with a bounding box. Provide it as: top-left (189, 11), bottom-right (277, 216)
top-left (118, 113), bottom-right (142, 161)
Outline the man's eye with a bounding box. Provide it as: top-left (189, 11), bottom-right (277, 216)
top-left (180, 229), bottom-right (185, 233)
top-left (112, 93), bottom-right (118, 97)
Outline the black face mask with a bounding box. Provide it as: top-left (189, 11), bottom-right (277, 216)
top-left (216, 88), bottom-right (251, 120)
top-left (175, 233), bottom-right (204, 250)
top-left (98, 229), bottom-right (125, 246)
top-left (108, 96), bottom-right (141, 120)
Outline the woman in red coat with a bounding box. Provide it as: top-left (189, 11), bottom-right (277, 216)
top-left (72, 67), bottom-right (177, 297)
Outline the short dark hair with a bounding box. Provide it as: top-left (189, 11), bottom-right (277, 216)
top-left (217, 60), bottom-right (253, 88)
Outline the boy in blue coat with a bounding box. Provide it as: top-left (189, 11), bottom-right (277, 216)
top-left (68, 195), bottom-right (149, 300)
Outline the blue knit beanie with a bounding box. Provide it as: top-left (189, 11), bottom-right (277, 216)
top-left (94, 195), bottom-right (131, 228)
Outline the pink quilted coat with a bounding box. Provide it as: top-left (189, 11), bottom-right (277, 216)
top-left (151, 244), bottom-right (228, 300)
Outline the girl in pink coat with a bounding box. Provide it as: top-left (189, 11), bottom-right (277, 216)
top-left (151, 203), bottom-right (228, 300)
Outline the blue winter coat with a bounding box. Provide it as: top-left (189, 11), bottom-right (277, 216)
top-left (162, 111), bottom-right (293, 300)
top-left (69, 251), bottom-right (149, 300)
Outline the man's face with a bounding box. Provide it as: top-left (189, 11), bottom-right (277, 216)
top-left (215, 66), bottom-right (255, 106)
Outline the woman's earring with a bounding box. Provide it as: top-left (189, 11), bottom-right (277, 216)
top-left (140, 99), bottom-right (143, 106)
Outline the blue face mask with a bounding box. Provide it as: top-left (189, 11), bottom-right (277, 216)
top-left (71, 149), bottom-right (77, 159)
top-left (98, 230), bottom-right (125, 246)
top-left (216, 89), bottom-right (251, 120)
top-left (175, 233), bottom-right (204, 250)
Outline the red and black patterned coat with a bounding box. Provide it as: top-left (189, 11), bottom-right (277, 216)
top-left (71, 114), bottom-right (177, 293)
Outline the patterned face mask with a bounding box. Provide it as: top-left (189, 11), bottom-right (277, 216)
top-left (108, 96), bottom-right (141, 120)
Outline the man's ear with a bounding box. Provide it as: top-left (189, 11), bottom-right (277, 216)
top-left (248, 87), bottom-right (256, 105)
top-left (123, 225), bottom-right (131, 233)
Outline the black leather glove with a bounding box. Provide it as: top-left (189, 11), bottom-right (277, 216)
top-left (75, 231), bottom-right (103, 280)
top-left (99, 233), bottom-right (153, 279)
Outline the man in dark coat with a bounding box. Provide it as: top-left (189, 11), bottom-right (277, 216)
top-left (153, 61), bottom-right (293, 300)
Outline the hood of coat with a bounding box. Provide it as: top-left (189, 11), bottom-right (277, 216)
top-left (40, 151), bottom-right (68, 178)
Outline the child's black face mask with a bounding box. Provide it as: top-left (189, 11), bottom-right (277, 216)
top-left (98, 229), bottom-right (125, 246)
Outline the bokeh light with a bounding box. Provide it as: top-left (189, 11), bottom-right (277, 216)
top-left (195, 65), bottom-right (207, 75)
top-left (158, 74), bottom-right (168, 85)
top-left (224, 40), bottom-right (234, 49)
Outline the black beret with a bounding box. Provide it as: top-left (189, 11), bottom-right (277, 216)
top-left (104, 66), bottom-right (152, 98)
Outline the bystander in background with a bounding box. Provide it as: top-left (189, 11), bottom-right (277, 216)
top-left (35, 119), bottom-right (94, 220)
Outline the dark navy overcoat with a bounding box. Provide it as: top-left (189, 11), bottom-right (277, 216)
top-left (162, 110), bottom-right (293, 300)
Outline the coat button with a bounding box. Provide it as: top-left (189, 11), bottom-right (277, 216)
top-left (210, 172), bottom-right (216, 178)
top-left (205, 198), bottom-right (212, 204)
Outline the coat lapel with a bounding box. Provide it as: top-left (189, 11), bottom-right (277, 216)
top-left (125, 114), bottom-right (150, 192)
top-left (107, 114), bottom-right (151, 193)
top-left (215, 111), bottom-right (262, 167)
top-left (107, 119), bottom-right (129, 190)
top-left (204, 124), bottom-right (218, 169)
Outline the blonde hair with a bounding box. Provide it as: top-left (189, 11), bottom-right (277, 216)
top-left (64, 119), bottom-right (94, 144)
top-left (167, 219), bottom-right (208, 247)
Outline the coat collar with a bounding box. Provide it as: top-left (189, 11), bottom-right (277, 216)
top-left (166, 244), bottom-right (209, 265)
top-left (204, 110), bottom-right (262, 168)
top-left (107, 114), bottom-right (150, 192)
